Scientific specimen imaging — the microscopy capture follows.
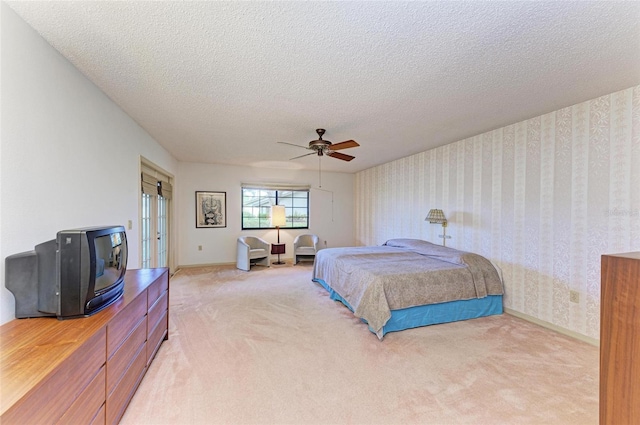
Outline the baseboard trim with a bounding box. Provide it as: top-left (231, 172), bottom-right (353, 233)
top-left (177, 257), bottom-right (296, 271)
top-left (176, 262), bottom-right (236, 270)
top-left (504, 308), bottom-right (599, 347)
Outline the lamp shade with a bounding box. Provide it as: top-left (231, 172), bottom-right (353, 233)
top-left (271, 205), bottom-right (286, 227)
top-left (425, 209), bottom-right (446, 223)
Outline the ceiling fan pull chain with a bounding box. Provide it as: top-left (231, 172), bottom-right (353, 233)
top-left (319, 156), bottom-right (322, 188)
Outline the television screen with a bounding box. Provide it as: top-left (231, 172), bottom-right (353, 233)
top-left (94, 231), bottom-right (127, 294)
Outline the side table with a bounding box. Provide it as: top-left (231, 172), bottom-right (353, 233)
top-left (271, 243), bottom-right (285, 265)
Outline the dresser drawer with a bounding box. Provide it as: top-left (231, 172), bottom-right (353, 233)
top-left (106, 341), bottom-right (147, 425)
top-left (147, 310), bottom-right (168, 365)
top-left (148, 290), bottom-right (168, 333)
top-left (107, 315), bottom-right (146, 396)
top-left (57, 366), bottom-right (105, 425)
top-left (107, 294), bottom-right (147, 358)
top-left (147, 272), bottom-right (169, 309)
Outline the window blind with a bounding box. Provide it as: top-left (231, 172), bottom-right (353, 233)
top-left (241, 182), bottom-right (310, 191)
top-left (141, 172), bottom-right (158, 195)
top-left (158, 181), bottom-right (173, 200)
top-left (141, 164), bottom-right (173, 199)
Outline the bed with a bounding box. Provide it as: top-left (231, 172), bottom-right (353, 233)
top-left (312, 238), bottom-right (504, 339)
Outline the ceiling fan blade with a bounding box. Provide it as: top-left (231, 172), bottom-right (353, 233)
top-left (330, 140), bottom-right (359, 150)
top-left (278, 141), bottom-right (310, 150)
top-left (289, 152), bottom-right (317, 160)
top-left (328, 151), bottom-right (355, 161)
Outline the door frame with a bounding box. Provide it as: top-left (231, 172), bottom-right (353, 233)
top-left (139, 157), bottom-right (175, 273)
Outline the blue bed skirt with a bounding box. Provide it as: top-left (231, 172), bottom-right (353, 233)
top-left (312, 278), bottom-right (503, 337)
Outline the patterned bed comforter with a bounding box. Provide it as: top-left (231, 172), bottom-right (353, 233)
top-left (312, 239), bottom-right (504, 338)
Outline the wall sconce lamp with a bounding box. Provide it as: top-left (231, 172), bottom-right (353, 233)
top-left (425, 209), bottom-right (451, 246)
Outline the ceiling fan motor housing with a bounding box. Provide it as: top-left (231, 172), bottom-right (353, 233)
top-left (309, 128), bottom-right (331, 154)
top-left (309, 139), bottom-right (331, 153)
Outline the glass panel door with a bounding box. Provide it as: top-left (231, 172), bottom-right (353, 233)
top-left (157, 195), bottom-right (168, 267)
top-left (141, 193), bottom-right (170, 269)
top-left (141, 192), bottom-right (153, 269)
top-left (140, 159), bottom-right (173, 271)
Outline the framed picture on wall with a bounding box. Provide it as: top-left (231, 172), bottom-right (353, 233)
top-left (195, 191), bottom-right (227, 228)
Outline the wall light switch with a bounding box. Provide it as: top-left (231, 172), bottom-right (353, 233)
top-left (127, 220), bottom-right (132, 230)
top-left (198, 245), bottom-right (203, 251)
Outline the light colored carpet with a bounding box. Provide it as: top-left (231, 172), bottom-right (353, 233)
top-left (121, 264), bottom-right (599, 425)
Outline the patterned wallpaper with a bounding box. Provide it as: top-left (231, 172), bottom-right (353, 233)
top-left (355, 86), bottom-right (640, 339)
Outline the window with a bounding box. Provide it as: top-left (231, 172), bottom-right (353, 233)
top-left (242, 187), bottom-right (309, 229)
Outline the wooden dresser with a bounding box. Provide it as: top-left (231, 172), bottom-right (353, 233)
top-left (0, 268), bottom-right (169, 425)
top-left (600, 252), bottom-right (640, 425)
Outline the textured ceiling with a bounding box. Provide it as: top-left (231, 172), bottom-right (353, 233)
top-left (6, 1), bottom-right (640, 173)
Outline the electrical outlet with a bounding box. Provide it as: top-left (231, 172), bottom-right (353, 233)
top-left (198, 245), bottom-right (202, 251)
top-left (324, 240), bottom-right (327, 246)
top-left (569, 290), bottom-right (580, 304)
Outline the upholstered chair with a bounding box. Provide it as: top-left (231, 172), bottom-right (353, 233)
top-left (237, 236), bottom-right (271, 271)
top-left (293, 234), bottom-right (320, 265)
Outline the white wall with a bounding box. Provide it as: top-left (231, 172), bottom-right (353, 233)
top-left (0, 4), bottom-right (178, 325)
top-left (355, 86), bottom-right (640, 340)
top-left (177, 162), bottom-right (355, 266)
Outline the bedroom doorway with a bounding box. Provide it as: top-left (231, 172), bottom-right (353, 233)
top-left (140, 159), bottom-right (174, 272)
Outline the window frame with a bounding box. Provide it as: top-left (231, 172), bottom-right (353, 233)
top-left (241, 187), bottom-right (309, 230)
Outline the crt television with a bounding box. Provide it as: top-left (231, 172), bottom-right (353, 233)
top-left (5, 225), bottom-right (128, 319)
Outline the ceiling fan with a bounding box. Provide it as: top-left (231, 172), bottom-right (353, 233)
top-left (278, 129), bottom-right (360, 162)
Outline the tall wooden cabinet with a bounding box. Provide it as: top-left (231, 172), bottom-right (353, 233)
top-left (600, 252), bottom-right (640, 425)
top-left (0, 268), bottom-right (169, 425)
